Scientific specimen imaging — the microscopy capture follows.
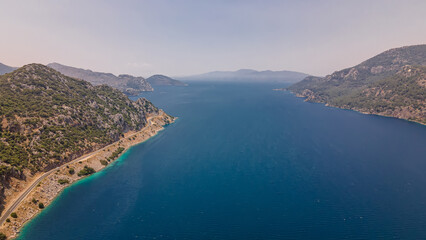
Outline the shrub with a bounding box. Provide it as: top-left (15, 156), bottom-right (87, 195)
top-left (32, 198), bottom-right (37, 204)
top-left (107, 147), bottom-right (125, 161)
top-left (100, 160), bottom-right (108, 166)
top-left (38, 203), bottom-right (45, 209)
top-left (10, 212), bottom-right (17, 218)
top-left (77, 166), bottom-right (96, 177)
top-left (5, 218), bottom-right (10, 222)
top-left (68, 168), bottom-right (75, 175)
top-left (58, 179), bottom-right (69, 185)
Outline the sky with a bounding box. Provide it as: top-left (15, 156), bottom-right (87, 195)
top-left (0, 0), bottom-right (425, 77)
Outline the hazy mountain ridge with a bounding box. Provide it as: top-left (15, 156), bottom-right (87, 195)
top-left (288, 44), bottom-right (426, 124)
top-left (47, 63), bottom-right (153, 95)
top-left (179, 69), bottom-right (309, 83)
top-left (147, 74), bottom-right (188, 86)
top-left (0, 63), bottom-right (16, 75)
top-left (0, 64), bottom-right (170, 209)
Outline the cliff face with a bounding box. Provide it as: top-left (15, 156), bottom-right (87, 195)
top-left (0, 64), bottom-right (169, 208)
top-left (288, 44), bottom-right (426, 124)
top-left (47, 63), bottom-right (153, 95)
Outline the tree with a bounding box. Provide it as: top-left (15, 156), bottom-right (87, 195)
top-left (77, 166), bottom-right (96, 177)
top-left (10, 212), bottom-right (17, 218)
top-left (58, 179), bottom-right (69, 185)
top-left (38, 202), bottom-right (45, 209)
top-left (0, 232), bottom-right (7, 240)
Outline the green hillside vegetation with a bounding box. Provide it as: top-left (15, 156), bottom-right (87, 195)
top-left (0, 64), bottom-right (167, 209)
top-left (77, 166), bottom-right (96, 177)
top-left (288, 45), bottom-right (426, 124)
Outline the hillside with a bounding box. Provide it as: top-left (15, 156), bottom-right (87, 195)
top-left (47, 63), bottom-right (153, 95)
top-left (179, 69), bottom-right (308, 83)
top-left (147, 74), bottom-right (188, 86)
top-left (0, 64), bottom-right (172, 210)
top-left (0, 63), bottom-right (16, 75)
top-left (288, 44), bottom-right (426, 124)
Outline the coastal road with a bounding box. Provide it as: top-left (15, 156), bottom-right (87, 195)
top-left (0, 116), bottom-right (155, 226)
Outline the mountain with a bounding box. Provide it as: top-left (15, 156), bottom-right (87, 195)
top-left (179, 69), bottom-right (309, 83)
top-left (0, 63), bottom-right (16, 75)
top-left (0, 64), bottom-right (172, 209)
top-left (47, 63), bottom-right (153, 95)
top-left (147, 74), bottom-right (188, 86)
top-left (288, 44), bottom-right (426, 124)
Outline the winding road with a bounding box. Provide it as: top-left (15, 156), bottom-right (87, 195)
top-left (0, 116), bottom-right (155, 226)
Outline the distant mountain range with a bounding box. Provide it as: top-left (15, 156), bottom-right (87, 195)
top-left (47, 63), bottom-right (153, 95)
top-left (0, 63), bottom-right (16, 75)
top-left (178, 69), bottom-right (309, 83)
top-left (287, 44), bottom-right (426, 124)
top-left (147, 74), bottom-right (188, 86)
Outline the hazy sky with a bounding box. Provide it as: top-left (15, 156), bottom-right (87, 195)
top-left (1, 0), bottom-right (425, 77)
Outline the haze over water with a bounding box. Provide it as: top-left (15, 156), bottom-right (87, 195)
top-left (19, 82), bottom-right (426, 239)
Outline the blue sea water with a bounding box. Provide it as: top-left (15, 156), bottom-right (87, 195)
top-left (18, 82), bottom-right (426, 239)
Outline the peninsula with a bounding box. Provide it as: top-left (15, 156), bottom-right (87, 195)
top-left (286, 44), bottom-right (426, 124)
top-left (0, 64), bottom-right (174, 238)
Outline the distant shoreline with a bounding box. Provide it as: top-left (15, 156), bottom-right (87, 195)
top-left (0, 112), bottom-right (175, 239)
top-left (277, 88), bottom-right (426, 126)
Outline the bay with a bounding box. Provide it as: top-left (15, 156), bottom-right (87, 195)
top-left (19, 82), bottom-right (426, 239)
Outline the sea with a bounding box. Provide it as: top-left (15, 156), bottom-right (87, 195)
top-left (18, 82), bottom-right (426, 239)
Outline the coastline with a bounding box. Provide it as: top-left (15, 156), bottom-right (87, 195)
top-left (281, 89), bottom-right (426, 126)
top-left (0, 111), bottom-right (175, 239)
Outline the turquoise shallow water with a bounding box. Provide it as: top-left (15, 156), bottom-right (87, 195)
top-left (19, 82), bottom-right (426, 239)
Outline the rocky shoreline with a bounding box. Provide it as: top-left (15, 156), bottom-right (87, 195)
top-left (281, 89), bottom-right (426, 126)
top-left (0, 112), bottom-right (174, 239)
